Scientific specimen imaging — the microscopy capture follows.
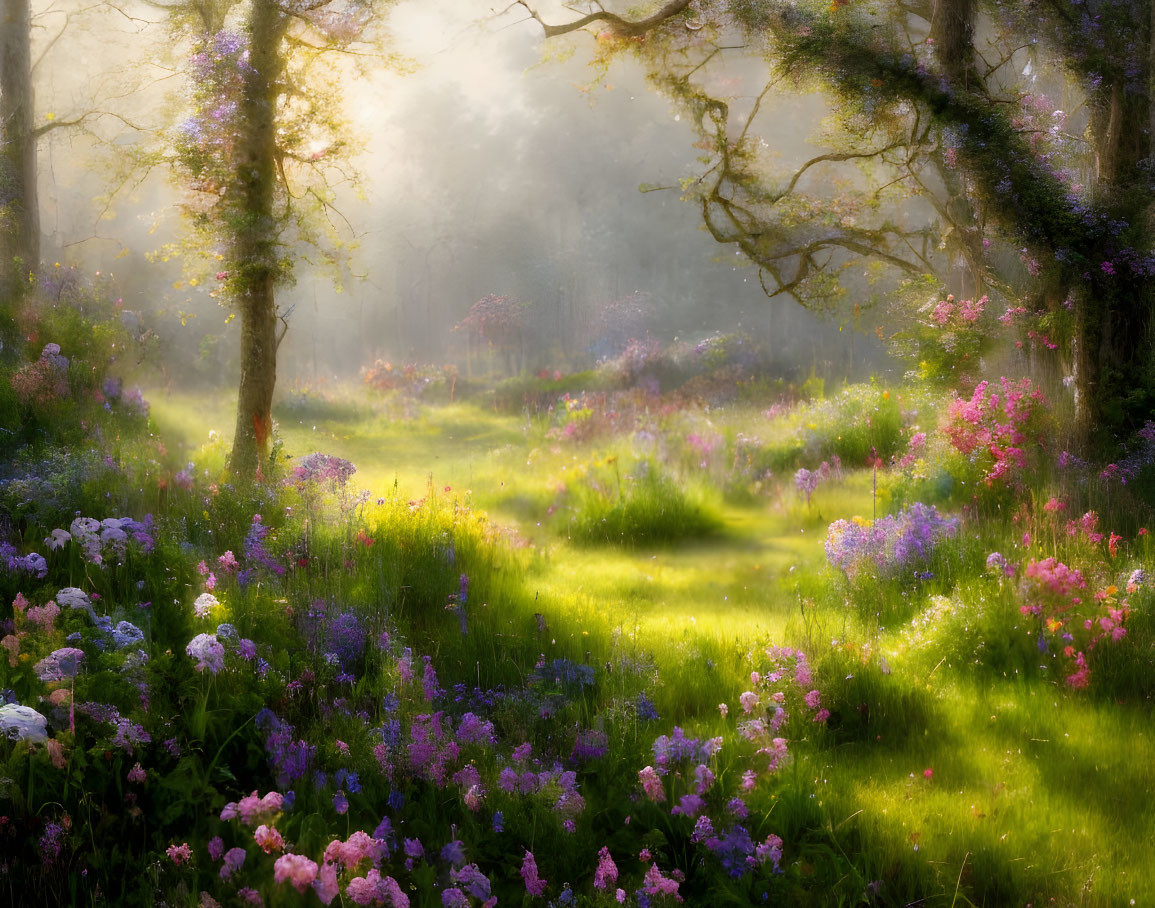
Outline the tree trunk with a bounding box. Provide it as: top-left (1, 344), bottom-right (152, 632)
top-left (228, 0), bottom-right (287, 478)
top-left (0, 0), bottom-right (38, 297)
top-left (231, 274), bottom-right (279, 478)
top-left (929, 0), bottom-right (976, 86)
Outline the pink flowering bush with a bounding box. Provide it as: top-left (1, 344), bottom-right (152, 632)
top-left (887, 293), bottom-right (991, 385)
top-left (942, 377), bottom-right (1049, 488)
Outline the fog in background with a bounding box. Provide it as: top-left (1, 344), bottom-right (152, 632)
top-left (31, 0), bottom-right (883, 393)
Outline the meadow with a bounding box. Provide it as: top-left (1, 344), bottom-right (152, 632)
top-left (2, 283), bottom-right (1154, 907)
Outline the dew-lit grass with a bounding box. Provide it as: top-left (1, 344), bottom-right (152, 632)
top-left (138, 381), bottom-right (1155, 906)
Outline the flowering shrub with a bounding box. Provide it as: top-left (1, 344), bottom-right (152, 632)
top-left (825, 503), bottom-right (959, 580)
top-left (942, 377), bottom-right (1049, 486)
top-left (888, 294), bottom-right (991, 385)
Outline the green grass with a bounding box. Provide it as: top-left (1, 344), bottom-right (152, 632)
top-left (144, 380), bottom-right (1155, 906)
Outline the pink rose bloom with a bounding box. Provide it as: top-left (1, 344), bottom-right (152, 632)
top-left (255, 824), bottom-right (285, 854)
top-left (274, 853), bottom-right (318, 892)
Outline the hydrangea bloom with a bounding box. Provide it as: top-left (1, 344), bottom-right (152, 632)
top-left (112, 621), bottom-right (145, 648)
top-left (0, 703), bottom-right (49, 742)
top-left (56, 587), bottom-right (95, 620)
top-left (193, 592), bottom-right (219, 619)
top-left (35, 647), bottom-right (85, 682)
top-left (186, 634), bottom-right (225, 674)
top-left (273, 853), bottom-right (318, 892)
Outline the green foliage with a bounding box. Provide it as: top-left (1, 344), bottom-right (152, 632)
top-left (561, 456), bottom-right (723, 546)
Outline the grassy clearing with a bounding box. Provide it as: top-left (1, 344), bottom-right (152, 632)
top-left (63, 379), bottom-right (1155, 905)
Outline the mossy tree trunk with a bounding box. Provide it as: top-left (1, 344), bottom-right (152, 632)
top-left (228, 0), bottom-right (288, 479)
top-left (0, 0), bottom-right (38, 299)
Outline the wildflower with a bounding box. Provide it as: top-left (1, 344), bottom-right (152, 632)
top-left (194, 592), bottom-right (219, 619)
top-left (450, 864), bottom-right (492, 902)
top-left (44, 528), bottom-right (71, 550)
top-left (56, 587), bottom-right (95, 620)
top-left (128, 762), bottom-right (147, 784)
top-left (237, 890), bottom-right (262, 906)
top-left (40, 822), bottom-right (66, 866)
top-left (441, 889), bottom-right (468, 908)
top-left (167, 842), bottom-right (193, 865)
top-left (594, 846), bottom-right (618, 889)
top-left (112, 621), bottom-right (145, 648)
top-left (274, 853), bottom-right (318, 892)
top-left (671, 793), bottom-right (705, 817)
top-left (491, 811), bottom-right (503, 833)
top-left (223, 789), bottom-right (283, 826)
top-left (641, 863), bottom-right (683, 899)
top-left (346, 869), bottom-right (409, 906)
top-left (739, 690), bottom-right (759, 713)
top-left (718, 702), bottom-right (729, 716)
top-left (35, 647), bottom-right (85, 682)
top-left (221, 847), bottom-right (246, 879)
top-left (255, 824), bottom-right (285, 854)
top-left (313, 861), bottom-right (340, 905)
top-left (186, 633), bottom-right (225, 674)
top-left (521, 850), bottom-right (547, 897)
top-left (638, 765), bottom-right (665, 801)
top-left (755, 834), bottom-right (784, 872)
top-left (441, 839), bottom-right (467, 868)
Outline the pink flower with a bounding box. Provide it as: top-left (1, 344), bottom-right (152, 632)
top-left (218, 550), bottom-right (239, 573)
top-left (346, 869), bottom-right (409, 907)
top-left (717, 702), bottom-right (728, 717)
top-left (128, 762), bottom-right (147, 784)
top-left (521, 850), bottom-right (547, 897)
top-left (228, 789), bottom-right (283, 826)
top-left (638, 765), bottom-right (665, 802)
top-left (313, 860), bottom-right (340, 905)
top-left (923, 768), bottom-right (933, 780)
top-left (739, 690), bottom-right (759, 713)
top-left (167, 842), bottom-right (192, 865)
top-left (804, 689), bottom-right (821, 710)
top-left (273, 853), bottom-right (318, 892)
top-left (220, 848), bottom-right (246, 880)
top-left (254, 824), bottom-right (285, 854)
top-left (594, 846), bottom-right (618, 890)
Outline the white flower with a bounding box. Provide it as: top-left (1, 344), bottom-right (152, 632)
top-left (193, 592), bottom-right (220, 619)
top-left (56, 587), bottom-right (95, 620)
top-left (69, 517), bottom-right (100, 538)
top-left (43, 528), bottom-right (71, 550)
top-left (0, 704), bottom-right (49, 743)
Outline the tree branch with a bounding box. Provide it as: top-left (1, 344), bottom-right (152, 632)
top-left (516, 0), bottom-right (693, 38)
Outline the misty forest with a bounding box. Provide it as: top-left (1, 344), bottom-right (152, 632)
top-left (3, 0), bottom-right (1155, 904)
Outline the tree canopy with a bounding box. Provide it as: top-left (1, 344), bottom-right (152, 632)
top-left (518, 0), bottom-right (1155, 445)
